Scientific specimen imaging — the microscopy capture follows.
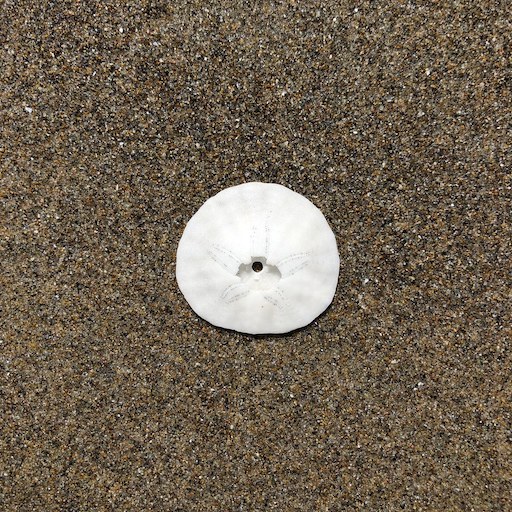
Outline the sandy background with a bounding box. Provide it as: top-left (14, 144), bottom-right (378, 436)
top-left (1, 1), bottom-right (511, 510)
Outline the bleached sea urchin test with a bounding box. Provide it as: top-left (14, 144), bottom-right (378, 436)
top-left (176, 182), bottom-right (340, 335)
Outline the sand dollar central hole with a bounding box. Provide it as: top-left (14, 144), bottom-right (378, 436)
top-left (252, 261), bottom-right (263, 272)
top-left (237, 257), bottom-right (281, 290)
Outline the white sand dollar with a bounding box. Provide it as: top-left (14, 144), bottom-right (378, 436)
top-left (176, 182), bottom-right (339, 334)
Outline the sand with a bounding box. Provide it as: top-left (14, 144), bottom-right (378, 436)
top-left (1, 1), bottom-right (511, 510)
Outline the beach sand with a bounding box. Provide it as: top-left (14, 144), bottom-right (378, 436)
top-left (1, 1), bottom-right (511, 510)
